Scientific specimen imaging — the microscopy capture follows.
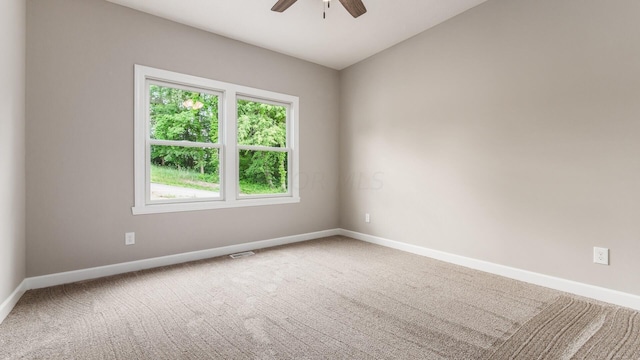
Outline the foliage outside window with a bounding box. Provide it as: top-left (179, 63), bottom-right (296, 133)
top-left (149, 84), bottom-right (221, 202)
top-left (237, 99), bottom-right (289, 195)
top-left (133, 65), bottom-right (299, 215)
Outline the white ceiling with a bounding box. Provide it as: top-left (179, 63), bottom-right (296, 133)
top-left (106, 0), bottom-right (487, 70)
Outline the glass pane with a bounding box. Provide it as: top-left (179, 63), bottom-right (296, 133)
top-left (149, 84), bottom-right (219, 143)
top-left (237, 99), bottom-right (287, 147)
top-left (238, 150), bottom-right (288, 195)
top-left (150, 145), bottom-right (220, 201)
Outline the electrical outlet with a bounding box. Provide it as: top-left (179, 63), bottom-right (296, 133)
top-left (593, 247), bottom-right (609, 265)
top-left (365, 213), bottom-right (370, 223)
top-left (125, 232), bottom-right (135, 246)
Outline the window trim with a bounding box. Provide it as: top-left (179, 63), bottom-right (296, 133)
top-left (132, 65), bottom-right (300, 215)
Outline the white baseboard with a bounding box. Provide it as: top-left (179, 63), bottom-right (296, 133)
top-left (3, 228), bottom-right (638, 325)
top-left (1, 229), bottom-right (339, 323)
top-left (0, 280), bottom-right (27, 325)
top-left (25, 229), bottom-right (340, 290)
top-left (339, 229), bottom-right (640, 311)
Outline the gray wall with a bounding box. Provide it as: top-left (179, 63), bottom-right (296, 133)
top-left (26, 0), bottom-right (340, 276)
top-left (340, 0), bottom-right (640, 295)
top-left (24, 0), bottom-right (640, 298)
top-left (0, 0), bottom-right (26, 304)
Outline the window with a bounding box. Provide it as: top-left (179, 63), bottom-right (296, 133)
top-left (148, 83), bottom-right (222, 203)
top-left (237, 98), bottom-right (290, 196)
top-left (133, 65), bottom-right (299, 215)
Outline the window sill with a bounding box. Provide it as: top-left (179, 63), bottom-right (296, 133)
top-left (131, 197), bottom-right (300, 215)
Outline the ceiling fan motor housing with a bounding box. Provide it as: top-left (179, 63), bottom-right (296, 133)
top-left (271, 0), bottom-right (367, 18)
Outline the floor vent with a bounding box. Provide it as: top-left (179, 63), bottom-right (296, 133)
top-left (229, 251), bottom-right (255, 259)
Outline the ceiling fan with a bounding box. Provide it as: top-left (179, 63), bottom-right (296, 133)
top-left (271, 0), bottom-right (367, 18)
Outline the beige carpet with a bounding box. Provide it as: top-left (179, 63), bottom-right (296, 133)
top-left (0, 236), bottom-right (638, 359)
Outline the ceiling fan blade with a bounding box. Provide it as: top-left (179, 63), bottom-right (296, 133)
top-left (271, 0), bottom-right (298, 12)
top-left (339, 0), bottom-right (367, 18)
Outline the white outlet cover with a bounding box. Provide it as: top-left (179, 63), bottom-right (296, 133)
top-left (593, 247), bottom-right (609, 265)
top-left (125, 232), bottom-right (135, 245)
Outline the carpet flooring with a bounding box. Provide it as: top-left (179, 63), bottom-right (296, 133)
top-left (1, 236), bottom-right (638, 359)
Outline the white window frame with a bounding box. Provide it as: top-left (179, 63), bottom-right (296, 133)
top-left (132, 65), bottom-right (300, 215)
